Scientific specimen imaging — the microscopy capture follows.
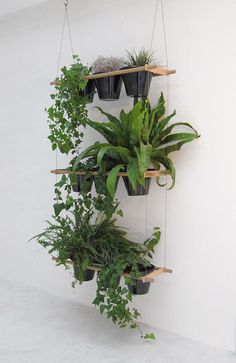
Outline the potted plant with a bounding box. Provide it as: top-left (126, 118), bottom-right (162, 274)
top-left (121, 48), bottom-right (156, 98)
top-left (48, 55), bottom-right (92, 155)
top-left (31, 189), bottom-right (159, 340)
top-left (79, 79), bottom-right (96, 103)
top-left (73, 94), bottom-right (200, 197)
top-left (92, 56), bottom-right (123, 100)
top-left (68, 157), bottom-right (97, 193)
top-left (122, 177), bottom-right (151, 196)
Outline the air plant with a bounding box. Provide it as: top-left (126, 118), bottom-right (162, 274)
top-left (121, 47), bottom-right (156, 67)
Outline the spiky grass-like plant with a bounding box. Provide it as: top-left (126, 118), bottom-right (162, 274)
top-left (121, 47), bottom-right (156, 67)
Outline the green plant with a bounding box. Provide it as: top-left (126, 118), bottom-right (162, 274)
top-left (121, 47), bottom-right (156, 67)
top-left (73, 93), bottom-right (200, 197)
top-left (32, 197), bottom-right (160, 340)
top-left (47, 55), bottom-right (91, 155)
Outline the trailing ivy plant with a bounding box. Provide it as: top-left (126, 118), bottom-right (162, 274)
top-left (73, 93), bottom-right (200, 197)
top-left (32, 196), bottom-right (160, 340)
top-left (53, 157), bottom-right (120, 219)
top-left (47, 55), bottom-right (91, 155)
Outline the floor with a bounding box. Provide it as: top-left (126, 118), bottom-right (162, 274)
top-left (0, 278), bottom-right (235, 363)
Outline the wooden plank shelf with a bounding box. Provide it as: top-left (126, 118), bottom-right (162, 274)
top-left (51, 169), bottom-right (169, 178)
top-left (52, 256), bottom-right (172, 283)
top-left (50, 64), bottom-right (176, 86)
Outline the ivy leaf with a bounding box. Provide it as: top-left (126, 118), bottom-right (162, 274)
top-left (144, 333), bottom-right (156, 340)
top-left (117, 209), bottom-right (124, 217)
top-left (53, 203), bottom-right (65, 216)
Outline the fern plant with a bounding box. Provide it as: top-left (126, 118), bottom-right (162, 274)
top-left (73, 93), bottom-right (200, 197)
top-left (32, 198), bottom-right (160, 340)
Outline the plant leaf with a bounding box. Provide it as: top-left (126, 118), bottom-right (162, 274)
top-left (144, 333), bottom-right (156, 340)
top-left (127, 157), bottom-right (139, 190)
top-left (72, 142), bottom-right (102, 170)
top-left (159, 132), bottom-right (199, 146)
top-left (106, 164), bottom-right (124, 197)
top-left (97, 145), bottom-right (130, 166)
top-left (155, 110), bottom-right (176, 134)
top-left (160, 137), bottom-right (200, 155)
top-left (96, 107), bottom-right (121, 127)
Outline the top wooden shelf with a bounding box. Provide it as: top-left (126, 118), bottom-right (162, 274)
top-left (50, 64), bottom-right (176, 85)
top-left (85, 64), bottom-right (176, 80)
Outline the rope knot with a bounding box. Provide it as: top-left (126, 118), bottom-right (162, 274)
top-left (64, 0), bottom-right (68, 7)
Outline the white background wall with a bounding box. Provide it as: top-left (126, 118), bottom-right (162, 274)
top-left (0, 0), bottom-right (235, 352)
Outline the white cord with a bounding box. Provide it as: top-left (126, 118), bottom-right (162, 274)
top-left (150, 0), bottom-right (159, 51)
top-left (160, 0), bottom-right (169, 268)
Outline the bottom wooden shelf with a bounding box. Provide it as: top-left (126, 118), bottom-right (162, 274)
top-left (52, 257), bottom-right (172, 283)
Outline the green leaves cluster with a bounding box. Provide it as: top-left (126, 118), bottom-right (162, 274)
top-left (32, 195), bottom-right (160, 339)
top-left (47, 55), bottom-right (91, 154)
top-left (73, 93), bottom-right (200, 197)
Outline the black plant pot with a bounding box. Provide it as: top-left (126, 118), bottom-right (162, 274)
top-left (73, 265), bottom-right (95, 282)
top-left (79, 79), bottom-right (96, 103)
top-left (121, 66), bottom-right (153, 98)
top-left (72, 174), bottom-right (94, 193)
top-left (127, 264), bottom-right (155, 295)
top-left (122, 177), bottom-right (151, 196)
top-left (94, 74), bottom-right (122, 100)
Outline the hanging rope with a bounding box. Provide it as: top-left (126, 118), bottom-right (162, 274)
top-left (55, 0), bottom-right (75, 196)
top-left (146, 0), bottom-right (159, 243)
top-left (149, 0), bottom-right (170, 268)
top-left (160, 0), bottom-right (169, 268)
top-left (145, 194), bottom-right (148, 239)
top-left (56, 0), bottom-right (74, 78)
top-left (150, 0), bottom-right (159, 51)
top-left (65, 1), bottom-right (75, 59)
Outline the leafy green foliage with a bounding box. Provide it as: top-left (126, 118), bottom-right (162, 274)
top-left (144, 333), bottom-right (156, 340)
top-left (73, 93), bottom-right (200, 196)
top-left (31, 195), bottom-right (160, 339)
top-left (47, 55), bottom-right (91, 154)
top-left (121, 47), bottom-right (156, 67)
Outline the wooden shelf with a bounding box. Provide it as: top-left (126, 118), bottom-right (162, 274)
top-left (52, 257), bottom-right (172, 283)
top-left (50, 64), bottom-right (176, 86)
top-left (51, 169), bottom-right (169, 178)
top-left (85, 64), bottom-right (176, 80)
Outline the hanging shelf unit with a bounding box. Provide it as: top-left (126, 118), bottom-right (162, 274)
top-left (52, 256), bottom-right (173, 283)
top-left (51, 169), bottom-right (169, 178)
top-left (50, 64), bottom-right (176, 85)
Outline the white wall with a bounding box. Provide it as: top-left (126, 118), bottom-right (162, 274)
top-left (0, 0), bottom-right (235, 352)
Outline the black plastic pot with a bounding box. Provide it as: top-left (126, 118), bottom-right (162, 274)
top-left (72, 174), bottom-right (94, 193)
top-left (121, 66), bottom-right (152, 98)
top-left (127, 264), bottom-right (155, 295)
top-left (94, 73), bottom-right (122, 100)
top-left (79, 79), bottom-right (96, 103)
top-left (122, 177), bottom-right (151, 196)
top-left (73, 265), bottom-right (95, 282)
